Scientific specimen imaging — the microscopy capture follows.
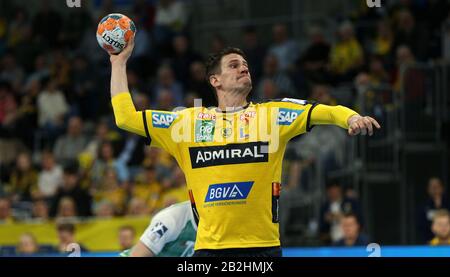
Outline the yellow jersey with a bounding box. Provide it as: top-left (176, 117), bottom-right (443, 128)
top-left (112, 93), bottom-right (357, 250)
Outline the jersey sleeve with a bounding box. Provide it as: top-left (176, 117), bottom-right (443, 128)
top-left (111, 92), bottom-right (185, 157)
top-left (268, 98), bottom-right (317, 141)
top-left (139, 212), bottom-right (178, 256)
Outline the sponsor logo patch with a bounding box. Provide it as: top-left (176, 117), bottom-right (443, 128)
top-left (277, 108), bottom-right (304, 125)
top-left (151, 112), bottom-right (177, 128)
top-left (195, 120), bottom-right (215, 142)
top-left (189, 141), bottom-right (269, 168)
top-left (149, 222), bottom-right (168, 243)
top-left (205, 181), bottom-right (254, 202)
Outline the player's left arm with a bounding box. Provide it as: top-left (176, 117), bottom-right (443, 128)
top-left (310, 104), bottom-right (381, 136)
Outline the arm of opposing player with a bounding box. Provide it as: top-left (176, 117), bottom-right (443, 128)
top-left (310, 104), bottom-right (381, 136)
top-left (139, 215), bottom-right (177, 256)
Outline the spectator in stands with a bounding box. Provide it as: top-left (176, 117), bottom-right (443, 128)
top-left (37, 77), bottom-right (69, 144)
top-left (255, 54), bottom-right (296, 100)
top-left (50, 164), bottom-right (92, 217)
top-left (187, 61), bottom-right (215, 108)
top-left (299, 25), bottom-right (330, 72)
top-left (297, 25), bottom-right (331, 89)
top-left (370, 19), bottom-right (394, 60)
top-left (94, 200), bottom-right (115, 218)
top-left (90, 140), bottom-right (130, 186)
top-left (392, 9), bottom-right (428, 61)
top-left (334, 212), bottom-right (369, 247)
top-left (127, 197), bottom-right (150, 216)
top-left (16, 233), bottom-right (39, 255)
top-left (6, 7), bottom-right (31, 50)
top-left (71, 55), bottom-right (97, 121)
top-left (154, 0), bottom-right (189, 54)
top-left (0, 197), bottom-right (13, 223)
top-left (268, 23), bottom-right (300, 72)
top-left (430, 209), bottom-right (450, 245)
top-left (155, 88), bottom-right (177, 111)
top-left (118, 225), bottom-right (136, 251)
top-left (93, 168), bottom-right (127, 216)
top-left (133, 165), bottom-right (163, 214)
top-left (152, 64), bottom-right (184, 107)
top-left (0, 52), bottom-right (25, 93)
top-left (31, 199), bottom-right (49, 221)
top-left (0, 81), bottom-right (18, 129)
top-left (8, 152), bottom-right (38, 202)
top-left (170, 34), bottom-right (203, 89)
top-left (319, 182), bottom-right (363, 245)
top-left (241, 25), bottom-right (266, 84)
top-left (418, 177), bottom-right (449, 243)
top-left (330, 21), bottom-right (364, 81)
top-left (53, 116), bottom-right (88, 167)
top-left (367, 55), bottom-right (390, 85)
top-left (391, 44), bottom-right (419, 93)
top-left (56, 222), bottom-right (88, 254)
top-left (141, 147), bottom-right (172, 180)
top-left (82, 120), bottom-right (117, 161)
top-left (36, 150), bottom-right (63, 200)
top-left (257, 79), bottom-right (280, 100)
top-left (56, 196), bottom-right (78, 219)
top-left (290, 84), bottom-right (344, 191)
top-left (160, 166), bottom-right (188, 209)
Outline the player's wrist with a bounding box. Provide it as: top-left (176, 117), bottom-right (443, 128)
top-left (111, 59), bottom-right (128, 67)
top-left (347, 114), bottom-right (361, 126)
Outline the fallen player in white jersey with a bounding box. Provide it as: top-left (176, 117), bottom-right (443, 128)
top-left (120, 201), bottom-right (198, 257)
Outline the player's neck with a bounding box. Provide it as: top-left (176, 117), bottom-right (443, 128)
top-left (217, 92), bottom-right (248, 112)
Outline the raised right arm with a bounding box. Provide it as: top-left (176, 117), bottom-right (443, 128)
top-left (109, 38), bottom-right (146, 137)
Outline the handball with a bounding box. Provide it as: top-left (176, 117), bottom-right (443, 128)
top-left (96, 13), bottom-right (136, 54)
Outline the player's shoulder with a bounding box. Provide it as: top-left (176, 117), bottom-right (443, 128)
top-left (153, 201), bottom-right (191, 221)
top-left (253, 97), bottom-right (312, 109)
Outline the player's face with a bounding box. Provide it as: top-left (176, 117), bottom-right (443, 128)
top-left (217, 53), bottom-right (252, 94)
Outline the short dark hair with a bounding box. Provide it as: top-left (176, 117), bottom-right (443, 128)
top-left (205, 47), bottom-right (247, 84)
top-left (342, 212), bottom-right (359, 223)
top-left (57, 223), bottom-right (75, 234)
top-left (63, 162), bottom-right (79, 176)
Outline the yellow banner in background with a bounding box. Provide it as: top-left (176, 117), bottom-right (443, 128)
top-left (0, 216), bottom-right (149, 251)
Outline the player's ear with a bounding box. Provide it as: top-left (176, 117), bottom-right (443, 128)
top-left (209, 74), bottom-right (220, 89)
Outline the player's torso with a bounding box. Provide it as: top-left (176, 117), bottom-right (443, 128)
top-left (172, 103), bottom-right (291, 249)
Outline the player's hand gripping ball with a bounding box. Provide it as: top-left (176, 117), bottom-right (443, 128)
top-left (96, 13), bottom-right (136, 54)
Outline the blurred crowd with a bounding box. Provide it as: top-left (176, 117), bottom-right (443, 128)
top-left (0, 0), bottom-right (449, 253)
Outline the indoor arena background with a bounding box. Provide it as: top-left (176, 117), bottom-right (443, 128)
top-left (0, 0), bottom-right (449, 257)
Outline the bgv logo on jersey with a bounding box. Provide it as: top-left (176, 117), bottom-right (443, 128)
top-left (205, 181), bottom-right (254, 202)
top-left (277, 108), bottom-right (304, 125)
top-left (152, 112), bottom-right (177, 128)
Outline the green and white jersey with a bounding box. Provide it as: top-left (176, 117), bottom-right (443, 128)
top-left (141, 201), bottom-right (197, 257)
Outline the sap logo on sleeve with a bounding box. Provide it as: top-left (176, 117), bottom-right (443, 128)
top-left (152, 112), bottom-right (177, 128)
top-left (277, 108), bottom-right (304, 125)
top-left (205, 181), bottom-right (254, 202)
